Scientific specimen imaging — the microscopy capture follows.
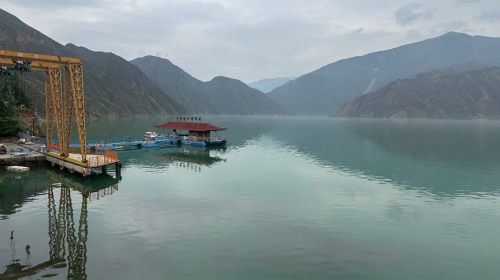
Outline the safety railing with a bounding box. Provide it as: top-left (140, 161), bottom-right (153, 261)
top-left (83, 147), bottom-right (119, 167)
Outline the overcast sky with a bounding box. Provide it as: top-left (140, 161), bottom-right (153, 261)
top-left (1, 0), bottom-right (499, 82)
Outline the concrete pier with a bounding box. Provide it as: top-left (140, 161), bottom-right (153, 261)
top-left (0, 141), bottom-right (46, 166)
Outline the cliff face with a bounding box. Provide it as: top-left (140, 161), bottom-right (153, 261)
top-left (0, 8), bottom-right (188, 118)
top-left (268, 32), bottom-right (500, 115)
top-left (334, 67), bottom-right (500, 120)
top-left (130, 56), bottom-right (291, 115)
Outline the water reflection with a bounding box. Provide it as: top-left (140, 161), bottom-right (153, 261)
top-left (0, 169), bottom-right (47, 219)
top-left (267, 117), bottom-right (500, 198)
top-left (337, 118), bottom-right (500, 167)
top-left (115, 146), bottom-right (228, 173)
top-left (160, 147), bottom-right (227, 169)
top-left (1, 170), bottom-right (119, 280)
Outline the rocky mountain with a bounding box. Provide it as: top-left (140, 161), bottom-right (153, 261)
top-left (268, 32), bottom-right (500, 115)
top-left (130, 56), bottom-right (291, 115)
top-left (0, 8), bottom-right (188, 118)
top-left (334, 67), bottom-right (500, 119)
top-left (247, 77), bottom-right (296, 93)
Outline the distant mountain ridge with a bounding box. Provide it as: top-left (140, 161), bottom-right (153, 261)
top-left (334, 66), bottom-right (500, 119)
top-left (248, 77), bottom-right (296, 93)
top-left (268, 32), bottom-right (500, 115)
top-left (130, 56), bottom-right (291, 115)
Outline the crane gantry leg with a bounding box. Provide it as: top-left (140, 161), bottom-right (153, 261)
top-left (68, 64), bottom-right (87, 163)
top-left (63, 66), bottom-right (74, 157)
top-left (45, 71), bottom-right (55, 153)
top-left (49, 68), bottom-right (65, 156)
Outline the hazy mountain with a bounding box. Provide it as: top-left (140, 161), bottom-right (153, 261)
top-left (334, 67), bottom-right (500, 119)
top-left (130, 56), bottom-right (291, 115)
top-left (0, 8), bottom-right (188, 118)
top-left (247, 77), bottom-right (296, 93)
top-left (268, 32), bottom-right (500, 115)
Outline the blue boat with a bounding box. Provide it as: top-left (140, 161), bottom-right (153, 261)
top-left (141, 141), bottom-right (160, 148)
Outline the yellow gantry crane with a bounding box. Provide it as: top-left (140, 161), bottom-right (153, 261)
top-left (0, 49), bottom-right (88, 163)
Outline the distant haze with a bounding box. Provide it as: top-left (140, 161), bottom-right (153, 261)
top-left (247, 77), bottom-right (296, 93)
top-left (1, 0), bottom-right (499, 82)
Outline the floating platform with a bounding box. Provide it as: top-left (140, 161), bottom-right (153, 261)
top-left (46, 148), bottom-right (120, 177)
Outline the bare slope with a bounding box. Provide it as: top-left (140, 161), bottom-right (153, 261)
top-left (335, 67), bottom-right (500, 119)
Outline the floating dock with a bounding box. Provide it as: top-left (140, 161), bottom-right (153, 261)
top-left (46, 145), bottom-right (120, 177)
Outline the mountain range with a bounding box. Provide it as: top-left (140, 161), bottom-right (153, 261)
top-left (130, 56), bottom-right (290, 115)
top-left (0, 8), bottom-right (289, 118)
top-left (268, 32), bottom-right (500, 115)
top-left (335, 66), bottom-right (500, 119)
top-left (247, 77), bottom-right (296, 93)
top-left (3, 6), bottom-right (500, 121)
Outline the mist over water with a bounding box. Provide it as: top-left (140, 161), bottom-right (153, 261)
top-left (2, 116), bottom-right (500, 279)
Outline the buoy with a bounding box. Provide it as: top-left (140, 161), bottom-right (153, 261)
top-left (82, 169), bottom-right (87, 177)
top-left (71, 167), bottom-right (75, 174)
top-left (51, 161), bottom-right (55, 167)
top-left (6, 166), bottom-right (30, 172)
top-left (60, 164), bottom-right (64, 170)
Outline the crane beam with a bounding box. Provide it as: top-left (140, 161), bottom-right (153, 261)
top-left (0, 59), bottom-right (61, 71)
top-left (0, 49), bottom-right (81, 65)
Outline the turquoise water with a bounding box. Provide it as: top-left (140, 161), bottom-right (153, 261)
top-left (1, 116), bottom-right (500, 279)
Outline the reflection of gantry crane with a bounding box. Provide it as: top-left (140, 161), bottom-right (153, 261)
top-left (0, 50), bottom-right (119, 176)
top-left (0, 172), bottom-right (120, 279)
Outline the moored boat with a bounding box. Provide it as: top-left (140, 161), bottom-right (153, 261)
top-left (144, 131), bottom-right (159, 140)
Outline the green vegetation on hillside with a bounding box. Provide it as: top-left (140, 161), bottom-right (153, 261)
top-left (0, 73), bottom-right (31, 136)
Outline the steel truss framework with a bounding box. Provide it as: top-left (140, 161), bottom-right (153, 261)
top-left (1, 50), bottom-right (88, 163)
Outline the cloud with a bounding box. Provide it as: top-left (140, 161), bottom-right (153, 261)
top-left (454, 0), bottom-right (480, 3)
top-left (2, 0), bottom-right (500, 83)
top-left (428, 20), bottom-right (475, 34)
top-left (394, 3), bottom-right (434, 27)
top-left (474, 9), bottom-right (500, 22)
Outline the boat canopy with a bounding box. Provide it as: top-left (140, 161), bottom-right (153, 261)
top-left (154, 122), bottom-right (227, 132)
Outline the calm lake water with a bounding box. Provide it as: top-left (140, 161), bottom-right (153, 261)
top-left (1, 116), bottom-right (500, 279)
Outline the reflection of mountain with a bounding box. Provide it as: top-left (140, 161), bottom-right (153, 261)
top-left (337, 118), bottom-right (500, 167)
top-left (270, 118), bottom-right (500, 198)
top-left (160, 147), bottom-right (227, 167)
top-left (1, 169), bottom-right (119, 279)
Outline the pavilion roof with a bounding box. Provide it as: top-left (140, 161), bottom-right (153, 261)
top-left (154, 122), bottom-right (227, 132)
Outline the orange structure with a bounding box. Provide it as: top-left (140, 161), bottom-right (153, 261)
top-left (0, 50), bottom-right (119, 176)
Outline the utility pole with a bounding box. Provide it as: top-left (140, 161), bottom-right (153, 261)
top-left (32, 103), bottom-right (35, 136)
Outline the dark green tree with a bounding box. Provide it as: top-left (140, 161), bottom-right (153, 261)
top-left (0, 72), bottom-right (32, 136)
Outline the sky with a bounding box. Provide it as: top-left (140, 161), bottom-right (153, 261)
top-left (1, 0), bottom-right (499, 83)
